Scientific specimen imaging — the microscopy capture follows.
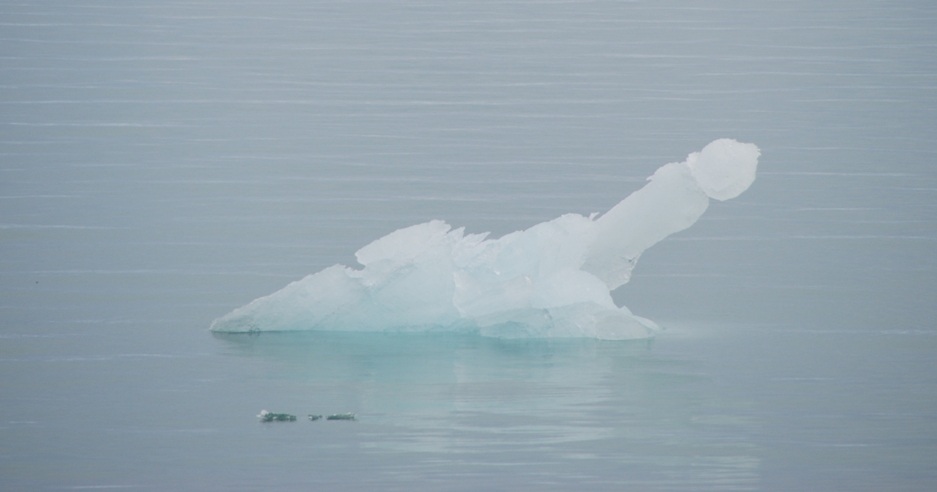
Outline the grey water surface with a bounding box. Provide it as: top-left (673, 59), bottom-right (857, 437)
top-left (2, 1), bottom-right (936, 490)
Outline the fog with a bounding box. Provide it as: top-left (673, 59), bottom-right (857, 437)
top-left (2, 1), bottom-right (935, 490)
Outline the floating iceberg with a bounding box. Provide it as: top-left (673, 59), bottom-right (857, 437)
top-left (211, 139), bottom-right (759, 340)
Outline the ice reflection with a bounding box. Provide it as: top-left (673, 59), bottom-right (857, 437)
top-left (214, 331), bottom-right (761, 489)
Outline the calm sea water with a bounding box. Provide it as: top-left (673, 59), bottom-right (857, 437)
top-left (2, 1), bottom-right (935, 490)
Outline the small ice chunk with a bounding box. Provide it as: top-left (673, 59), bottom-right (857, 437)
top-left (258, 410), bottom-right (296, 422)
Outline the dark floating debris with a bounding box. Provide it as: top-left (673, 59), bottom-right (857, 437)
top-left (258, 410), bottom-right (296, 422)
top-left (257, 410), bottom-right (355, 422)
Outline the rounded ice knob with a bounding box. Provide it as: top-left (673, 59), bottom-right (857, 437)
top-left (686, 138), bottom-right (760, 201)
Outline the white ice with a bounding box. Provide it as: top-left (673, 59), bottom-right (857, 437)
top-left (210, 139), bottom-right (759, 339)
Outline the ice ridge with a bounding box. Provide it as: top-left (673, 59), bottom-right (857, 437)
top-left (210, 139), bottom-right (759, 339)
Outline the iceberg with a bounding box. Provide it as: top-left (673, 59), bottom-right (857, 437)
top-left (211, 139), bottom-right (759, 340)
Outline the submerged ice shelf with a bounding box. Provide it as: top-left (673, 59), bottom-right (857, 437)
top-left (211, 139), bottom-right (759, 339)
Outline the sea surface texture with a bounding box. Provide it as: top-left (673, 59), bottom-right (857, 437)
top-left (2, 1), bottom-right (936, 490)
